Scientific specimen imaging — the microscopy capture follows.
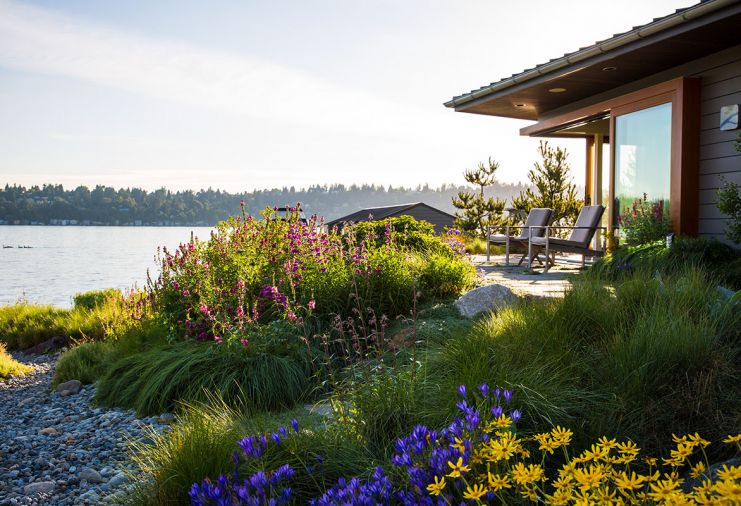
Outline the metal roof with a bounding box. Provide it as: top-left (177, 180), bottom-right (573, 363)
top-left (444, 0), bottom-right (739, 113)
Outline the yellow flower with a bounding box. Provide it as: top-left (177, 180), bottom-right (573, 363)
top-left (552, 475), bottom-right (574, 490)
top-left (574, 465), bottom-right (604, 491)
top-left (687, 433), bottom-right (710, 448)
top-left (463, 483), bottom-right (487, 500)
top-left (551, 426), bottom-right (573, 445)
top-left (616, 440), bottom-right (640, 457)
top-left (690, 461), bottom-right (706, 479)
top-left (597, 436), bottom-right (618, 450)
top-left (511, 462), bottom-right (545, 485)
top-left (546, 487), bottom-right (574, 506)
top-left (712, 478), bottom-right (741, 502)
top-left (643, 456), bottom-right (658, 466)
top-left (492, 414), bottom-right (512, 429)
top-left (452, 437), bottom-right (466, 453)
top-left (426, 475), bottom-right (446, 496)
top-left (485, 432), bottom-right (518, 462)
top-left (487, 472), bottom-right (511, 491)
top-left (446, 457), bottom-right (470, 478)
top-left (613, 470), bottom-right (646, 491)
top-left (670, 442), bottom-right (694, 463)
top-left (716, 464), bottom-right (741, 481)
top-left (723, 433), bottom-right (741, 444)
top-left (647, 479), bottom-right (679, 503)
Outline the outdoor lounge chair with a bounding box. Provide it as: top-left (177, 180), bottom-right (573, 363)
top-left (527, 205), bottom-right (606, 272)
top-left (487, 208), bottom-right (553, 265)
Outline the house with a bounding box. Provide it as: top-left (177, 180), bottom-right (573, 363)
top-left (326, 203), bottom-right (455, 234)
top-left (445, 0), bottom-right (741, 244)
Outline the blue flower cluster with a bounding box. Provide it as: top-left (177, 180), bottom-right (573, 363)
top-left (189, 420), bottom-right (300, 506)
top-left (190, 387), bottom-right (520, 505)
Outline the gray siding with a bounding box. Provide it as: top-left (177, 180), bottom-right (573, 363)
top-left (541, 45), bottom-right (741, 243)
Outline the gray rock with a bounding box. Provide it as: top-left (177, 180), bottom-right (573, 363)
top-left (23, 480), bottom-right (56, 495)
top-left (454, 283), bottom-right (518, 318)
top-left (38, 427), bottom-right (58, 436)
top-left (157, 413), bottom-right (176, 425)
top-left (108, 473), bottom-right (128, 488)
top-left (56, 380), bottom-right (82, 395)
top-left (79, 467), bottom-right (105, 484)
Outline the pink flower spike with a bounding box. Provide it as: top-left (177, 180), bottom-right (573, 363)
top-left (214, 336), bottom-right (222, 344)
top-left (307, 299), bottom-right (316, 310)
top-left (240, 338), bottom-right (249, 348)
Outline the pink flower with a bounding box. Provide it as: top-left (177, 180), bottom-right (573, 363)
top-left (286, 311), bottom-right (297, 322)
top-left (307, 299), bottom-right (316, 310)
top-left (214, 335), bottom-right (222, 344)
top-left (240, 338), bottom-right (249, 348)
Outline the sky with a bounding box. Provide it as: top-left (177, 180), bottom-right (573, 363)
top-left (0, 0), bottom-right (696, 192)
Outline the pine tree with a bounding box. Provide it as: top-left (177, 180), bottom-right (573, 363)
top-left (452, 158), bottom-right (505, 236)
top-left (512, 141), bottom-right (582, 226)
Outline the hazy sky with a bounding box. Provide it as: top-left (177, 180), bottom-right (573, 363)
top-left (0, 0), bottom-right (695, 192)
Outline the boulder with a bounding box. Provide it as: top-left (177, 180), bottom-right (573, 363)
top-left (454, 283), bottom-right (518, 318)
top-left (56, 379), bottom-right (82, 396)
top-left (24, 335), bottom-right (68, 355)
top-left (24, 481), bottom-right (56, 495)
top-left (157, 413), bottom-right (176, 425)
top-left (79, 467), bottom-right (105, 484)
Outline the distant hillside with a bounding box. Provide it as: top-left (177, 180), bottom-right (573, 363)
top-left (0, 182), bottom-right (530, 226)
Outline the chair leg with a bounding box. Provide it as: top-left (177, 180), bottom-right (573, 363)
top-left (505, 237), bottom-right (510, 266)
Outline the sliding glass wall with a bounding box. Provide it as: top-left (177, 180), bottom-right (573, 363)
top-left (613, 102), bottom-right (672, 236)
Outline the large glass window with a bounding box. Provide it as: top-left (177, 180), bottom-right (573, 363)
top-left (614, 102), bottom-right (672, 230)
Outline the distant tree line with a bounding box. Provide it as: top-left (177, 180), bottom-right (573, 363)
top-left (0, 182), bottom-right (529, 226)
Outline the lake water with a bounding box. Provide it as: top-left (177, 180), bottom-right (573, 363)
top-left (0, 226), bottom-right (213, 307)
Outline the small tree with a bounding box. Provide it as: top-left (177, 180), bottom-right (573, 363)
top-left (512, 141), bottom-right (582, 226)
top-left (716, 134), bottom-right (741, 244)
top-left (452, 158), bottom-right (505, 237)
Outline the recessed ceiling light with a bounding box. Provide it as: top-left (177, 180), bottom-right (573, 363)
top-left (515, 103), bottom-right (526, 108)
top-left (548, 87), bottom-right (567, 93)
top-left (601, 66), bottom-right (617, 72)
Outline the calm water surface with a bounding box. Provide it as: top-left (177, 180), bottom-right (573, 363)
top-left (0, 226), bottom-right (213, 307)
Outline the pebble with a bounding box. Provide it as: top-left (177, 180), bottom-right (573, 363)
top-left (0, 352), bottom-right (169, 505)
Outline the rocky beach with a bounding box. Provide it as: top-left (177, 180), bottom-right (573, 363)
top-left (0, 353), bottom-right (168, 505)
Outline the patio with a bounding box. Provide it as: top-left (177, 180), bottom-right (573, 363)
top-left (471, 253), bottom-right (588, 298)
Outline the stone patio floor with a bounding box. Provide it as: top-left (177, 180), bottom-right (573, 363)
top-left (470, 253), bottom-right (591, 298)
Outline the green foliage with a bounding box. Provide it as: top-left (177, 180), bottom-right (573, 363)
top-left (419, 252), bottom-right (476, 299)
top-left (0, 343), bottom-right (33, 379)
top-left (53, 341), bottom-right (116, 386)
top-left (129, 400), bottom-right (371, 506)
top-left (512, 141), bottom-right (582, 226)
top-left (416, 270), bottom-right (739, 456)
top-left (452, 158), bottom-right (506, 236)
top-left (0, 304), bottom-right (99, 350)
top-left (591, 236), bottom-right (741, 290)
top-left (72, 288), bottom-right (121, 311)
top-left (618, 196), bottom-right (672, 245)
top-left (0, 182), bottom-right (529, 226)
top-left (717, 176), bottom-right (741, 244)
top-left (94, 339), bottom-right (314, 416)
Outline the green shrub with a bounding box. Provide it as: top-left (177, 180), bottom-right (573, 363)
top-left (592, 236), bottom-right (741, 289)
top-left (0, 304), bottom-right (100, 350)
top-left (617, 197), bottom-right (671, 245)
top-left (72, 288), bottom-right (121, 311)
top-left (53, 341), bottom-right (115, 386)
top-left (419, 252), bottom-right (476, 298)
top-left (0, 343), bottom-right (33, 379)
top-left (94, 340), bottom-right (315, 416)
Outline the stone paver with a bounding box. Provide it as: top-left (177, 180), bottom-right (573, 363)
top-left (471, 254), bottom-right (589, 298)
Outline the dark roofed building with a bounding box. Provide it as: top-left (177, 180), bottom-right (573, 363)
top-left (326, 202), bottom-right (455, 234)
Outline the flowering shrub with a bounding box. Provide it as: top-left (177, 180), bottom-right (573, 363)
top-left (618, 194), bottom-right (672, 246)
top-left (151, 207), bottom-right (473, 343)
top-left (189, 385), bottom-right (741, 504)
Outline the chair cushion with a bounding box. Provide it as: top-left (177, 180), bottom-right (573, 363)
top-left (515, 208), bottom-right (553, 240)
top-left (568, 206), bottom-right (605, 246)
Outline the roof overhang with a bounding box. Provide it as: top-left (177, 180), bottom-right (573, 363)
top-left (444, 0), bottom-right (741, 121)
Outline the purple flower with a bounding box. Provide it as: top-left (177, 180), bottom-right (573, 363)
top-left (478, 383), bottom-right (489, 398)
top-left (291, 418), bottom-right (299, 432)
top-left (503, 389), bottom-right (513, 404)
top-left (457, 384), bottom-right (467, 398)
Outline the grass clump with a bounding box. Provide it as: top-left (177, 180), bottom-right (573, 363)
top-left (129, 400), bottom-right (370, 506)
top-left (53, 341), bottom-right (115, 386)
top-left (95, 340), bottom-right (314, 416)
top-left (0, 343), bottom-right (33, 379)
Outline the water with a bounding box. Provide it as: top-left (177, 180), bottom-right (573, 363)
top-left (0, 226), bottom-right (213, 307)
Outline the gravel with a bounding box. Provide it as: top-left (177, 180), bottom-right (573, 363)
top-left (0, 353), bottom-right (169, 505)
